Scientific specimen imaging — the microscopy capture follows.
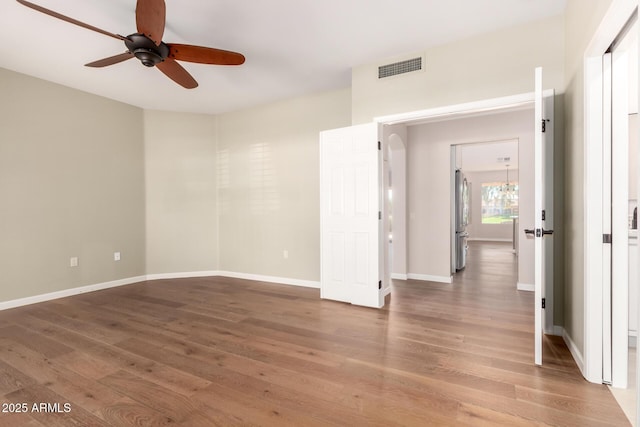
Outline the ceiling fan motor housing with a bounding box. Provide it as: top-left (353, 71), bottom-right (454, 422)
top-left (125, 33), bottom-right (169, 67)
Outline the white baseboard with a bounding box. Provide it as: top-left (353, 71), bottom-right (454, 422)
top-left (391, 273), bottom-right (408, 280)
top-left (467, 238), bottom-right (512, 242)
top-left (0, 275), bottom-right (147, 311)
top-left (517, 282), bottom-right (534, 292)
top-left (561, 327), bottom-right (585, 376)
top-left (552, 325), bottom-right (564, 336)
top-left (407, 273), bottom-right (453, 284)
top-left (383, 287), bottom-right (392, 297)
top-left (217, 271), bottom-right (320, 289)
top-left (146, 271), bottom-right (220, 281)
top-left (0, 270), bottom-right (320, 312)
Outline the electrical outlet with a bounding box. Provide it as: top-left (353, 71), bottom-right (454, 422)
top-left (70, 257), bottom-right (78, 267)
top-left (283, 250), bottom-right (289, 259)
top-left (114, 252), bottom-right (121, 261)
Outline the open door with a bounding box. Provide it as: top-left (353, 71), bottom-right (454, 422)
top-left (531, 67), bottom-right (554, 366)
top-left (320, 123), bottom-right (385, 308)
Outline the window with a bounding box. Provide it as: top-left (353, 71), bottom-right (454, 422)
top-left (481, 182), bottom-right (518, 224)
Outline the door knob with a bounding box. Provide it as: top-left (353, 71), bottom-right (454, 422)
top-left (524, 228), bottom-right (554, 237)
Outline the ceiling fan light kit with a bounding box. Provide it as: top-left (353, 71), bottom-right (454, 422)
top-left (16, 0), bottom-right (245, 89)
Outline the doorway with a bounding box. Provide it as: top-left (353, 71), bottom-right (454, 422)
top-left (601, 10), bottom-right (639, 424)
top-left (452, 139), bottom-right (520, 283)
top-left (582, 2), bottom-right (640, 424)
top-left (377, 86), bottom-right (556, 348)
top-left (392, 107), bottom-right (535, 287)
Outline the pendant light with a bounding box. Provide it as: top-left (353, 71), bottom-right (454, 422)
top-left (502, 164), bottom-right (515, 194)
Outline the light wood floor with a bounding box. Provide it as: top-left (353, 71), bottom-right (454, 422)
top-left (0, 241), bottom-right (630, 426)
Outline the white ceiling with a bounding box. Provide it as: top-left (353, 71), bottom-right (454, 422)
top-left (460, 139), bottom-right (519, 173)
top-left (0, 0), bottom-right (566, 115)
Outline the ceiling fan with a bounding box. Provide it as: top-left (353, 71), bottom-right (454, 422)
top-left (16, 0), bottom-right (245, 89)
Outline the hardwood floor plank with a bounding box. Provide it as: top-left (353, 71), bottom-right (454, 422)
top-left (96, 401), bottom-right (177, 427)
top-left (456, 402), bottom-right (546, 426)
top-left (515, 385), bottom-right (625, 424)
top-left (0, 359), bottom-right (38, 396)
top-left (191, 382), bottom-right (334, 427)
top-left (0, 410), bottom-right (44, 427)
top-left (0, 325), bottom-right (73, 359)
top-left (97, 370), bottom-right (195, 423)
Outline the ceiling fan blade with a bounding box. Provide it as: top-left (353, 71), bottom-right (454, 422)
top-left (168, 44), bottom-right (245, 65)
top-left (16, 0), bottom-right (126, 41)
top-left (85, 52), bottom-right (134, 68)
top-left (156, 58), bottom-right (198, 89)
top-left (136, 0), bottom-right (165, 46)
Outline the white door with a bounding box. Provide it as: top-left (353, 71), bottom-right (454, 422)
top-left (320, 123), bottom-right (385, 308)
top-left (533, 67), bottom-right (554, 366)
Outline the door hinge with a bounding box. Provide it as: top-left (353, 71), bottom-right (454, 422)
top-left (541, 119), bottom-right (549, 133)
top-left (603, 233), bottom-right (612, 244)
top-left (378, 141), bottom-right (381, 150)
top-left (536, 228), bottom-right (541, 238)
top-left (542, 298), bottom-right (546, 309)
top-left (378, 280), bottom-right (382, 290)
top-left (541, 210), bottom-right (546, 221)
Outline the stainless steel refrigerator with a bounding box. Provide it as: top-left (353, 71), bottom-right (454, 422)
top-left (455, 169), bottom-right (469, 271)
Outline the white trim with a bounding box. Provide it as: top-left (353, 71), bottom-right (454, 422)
top-left (517, 282), bottom-right (535, 292)
top-left (585, 0), bottom-right (638, 55)
top-left (584, 53), bottom-right (606, 384)
top-left (383, 287), bottom-right (392, 297)
top-left (375, 92), bottom-right (536, 125)
top-left (391, 273), bottom-right (408, 280)
top-left (407, 273), bottom-right (453, 284)
top-left (467, 238), bottom-right (512, 243)
top-left (583, 0), bottom-right (639, 386)
top-left (534, 66), bottom-right (543, 367)
top-left (552, 325), bottom-right (564, 337)
top-left (611, 38), bottom-right (631, 389)
top-left (0, 271), bottom-right (321, 311)
top-left (146, 271), bottom-right (220, 281)
top-left (217, 271), bottom-right (320, 289)
top-left (0, 275), bottom-right (147, 311)
top-left (562, 327), bottom-right (585, 376)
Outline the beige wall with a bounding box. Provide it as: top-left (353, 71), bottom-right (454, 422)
top-left (352, 15), bottom-right (565, 124)
top-left (144, 110), bottom-right (218, 275)
top-left (0, 68), bottom-right (145, 301)
top-left (407, 109), bottom-right (535, 286)
top-left (0, 69), bottom-right (351, 301)
top-left (0, 69), bottom-right (351, 302)
top-left (563, 0), bottom-right (615, 357)
top-left (216, 89), bottom-right (351, 281)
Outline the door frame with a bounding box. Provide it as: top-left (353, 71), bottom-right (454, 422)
top-left (376, 89), bottom-right (555, 336)
top-left (583, 0), bottom-right (638, 386)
